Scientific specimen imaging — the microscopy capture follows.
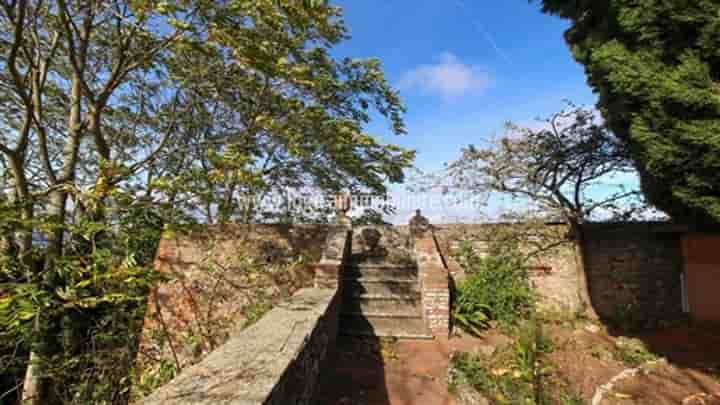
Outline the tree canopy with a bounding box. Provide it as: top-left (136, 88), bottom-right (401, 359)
top-left (0, 1), bottom-right (412, 403)
top-left (533, 0), bottom-right (720, 224)
top-left (447, 104), bottom-right (640, 226)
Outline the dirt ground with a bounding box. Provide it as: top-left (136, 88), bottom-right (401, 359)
top-left (546, 324), bottom-right (720, 404)
top-left (313, 334), bottom-right (502, 405)
top-left (314, 324), bottom-right (720, 405)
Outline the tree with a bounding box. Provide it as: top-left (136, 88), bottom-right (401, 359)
top-left (0, 1), bottom-right (412, 403)
top-left (449, 105), bottom-right (639, 224)
top-left (447, 104), bottom-right (641, 317)
top-left (532, 0), bottom-right (720, 225)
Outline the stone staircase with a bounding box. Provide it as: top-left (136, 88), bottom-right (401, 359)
top-left (338, 227), bottom-right (432, 339)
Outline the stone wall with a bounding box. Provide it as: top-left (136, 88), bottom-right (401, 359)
top-left (432, 223), bottom-right (583, 315)
top-left (582, 223), bottom-right (685, 326)
top-left (414, 233), bottom-right (451, 336)
top-left (314, 226), bottom-right (352, 289)
top-left (432, 222), bottom-right (687, 323)
top-left (154, 224), bottom-right (329, 274)
top-left (139, 225), bottom-right (349, 405)
top-left (139, 288), bottom-right (340, 405)
top-left (141, 224), bottom-right (330, 374)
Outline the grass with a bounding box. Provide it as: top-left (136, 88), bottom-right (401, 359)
top-left (613, 337), bottom-right (658, 367)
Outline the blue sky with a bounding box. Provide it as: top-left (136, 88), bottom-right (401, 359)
top-left (333, 0), bottom-right (598, 171)
top-left (331, 0), bottom-right (605, 222)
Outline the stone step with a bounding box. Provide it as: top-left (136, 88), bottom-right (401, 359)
top-left (343, 291), bottom-right (420, 301)
top-left (341, 297), bottom-right (422, 317)
top-left (342, 279), bottom-right (420, 297)
top-left (339, 315), bottom-right (433, 340)
top-left (346, 259), bottom-right (417, 269)
top-left (343, 265), bottom-right (418, 281)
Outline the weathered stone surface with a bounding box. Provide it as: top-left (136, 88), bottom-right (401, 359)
top-left (431, 224), bottom-right (583, 315)
top-left (414, 234), bottom-right (450, 336)
top-left (340, 225), bottom-right (432, 339)
top-left (582, 223), bottom-right (684, 325)
top-left (319, 226), bottom-right (351, 264)
top-left (140, 288), bottom-right (340, 405)
top-left (314, 227), bottom-right (351, 289)
top-left (454, 384), bottom-right (490, 405)
top-left (428, 222), bottom-right (685, 323)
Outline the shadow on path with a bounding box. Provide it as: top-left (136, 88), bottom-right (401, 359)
top-left (313, 334), bottom-right (462, 405)
top-left (313, 335), bottom-right (391, 405)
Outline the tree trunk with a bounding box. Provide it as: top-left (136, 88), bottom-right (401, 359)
top-left (8, 151), bottom-right (47, 405)
top-left (7, 153), bottom-right (33, 254)
top-left (21, 318), bottom-right (44, 405)
top-left (21, 60), bottom-right (84, 405)
top-left (571, 222), bottom-right (599, 320)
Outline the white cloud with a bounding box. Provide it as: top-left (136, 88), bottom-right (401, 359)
top-left (400, 52), bottom-right (492, 99)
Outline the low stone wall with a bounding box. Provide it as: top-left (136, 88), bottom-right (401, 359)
top-left (140, 288), bottom-right (340, 405)
top-left (414, 233), bottom-right (451, 336)
top-left (140, 225), bottom-right (351, 405)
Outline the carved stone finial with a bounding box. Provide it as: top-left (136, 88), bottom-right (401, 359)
top-left (361, 227), bottom-right (382, 254)
top-left (409, 209), bottom-right (431, 238)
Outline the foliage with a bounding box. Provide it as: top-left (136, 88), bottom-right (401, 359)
top-left (445, 105), bottom-right (643, 319)
top-left (447, 104), bottom-right (643, 226)
top-left (0, 196), bottom-right (164, 404)
top-left (533, 0), bottom-right (720, 224)
top-left (613, 337), bottom-right (658, 367)
top-left (352, 208), bottom-right (393, 226)
top-left (242, 302), bottom-right (274, 329)
top-left (452, 240), bottom-right (535, 334)
top-left (0, 1), bottom-right (411, 403)
top-left (131, 359), bottom-right (178, 401)
top-left (130, 236), bottom-right (307, 401)
top-left (449, 319), bottom-right (581, 405)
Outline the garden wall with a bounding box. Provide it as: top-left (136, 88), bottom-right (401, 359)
top-left (140, 225), bottom-right (350, 404)
top-left (582, 222), bottom-right (685, 326)
top-left (432, 223), bottom-right (583, 315)
top-left (141, 224), bottom-right (329, 372)
top-left (139, 287), bottom-right (341, 405)
top-left (432, 222), bottom-right (689, 325)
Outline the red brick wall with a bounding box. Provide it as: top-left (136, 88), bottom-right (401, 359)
top-left (682, 233), bottom-right (720, 323)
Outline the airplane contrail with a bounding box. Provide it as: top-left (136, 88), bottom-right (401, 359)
top-left (455, 0), bottom-right (514, 66)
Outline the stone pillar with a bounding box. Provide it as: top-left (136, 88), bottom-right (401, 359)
top-left (334, 193), bottom-right (352, 227)
top-left (410, 210), bottom-right (450, 337)
top-left (314, 226), bottom-right (352, 289)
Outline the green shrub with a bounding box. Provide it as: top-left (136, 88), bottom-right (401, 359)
top-left (613, 337), bottom-right (657, 367)
top-left (450, 351), bottom-right (536, 403)
top-left (453, 240), bottom-right (535, 334)
top-left (450, 319), bottom-right (579, 405)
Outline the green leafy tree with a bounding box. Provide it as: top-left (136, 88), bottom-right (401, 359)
top-left (532, 0), bottom-right (720, 224)
top-left (0, 1), bottom-right (412, 403)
